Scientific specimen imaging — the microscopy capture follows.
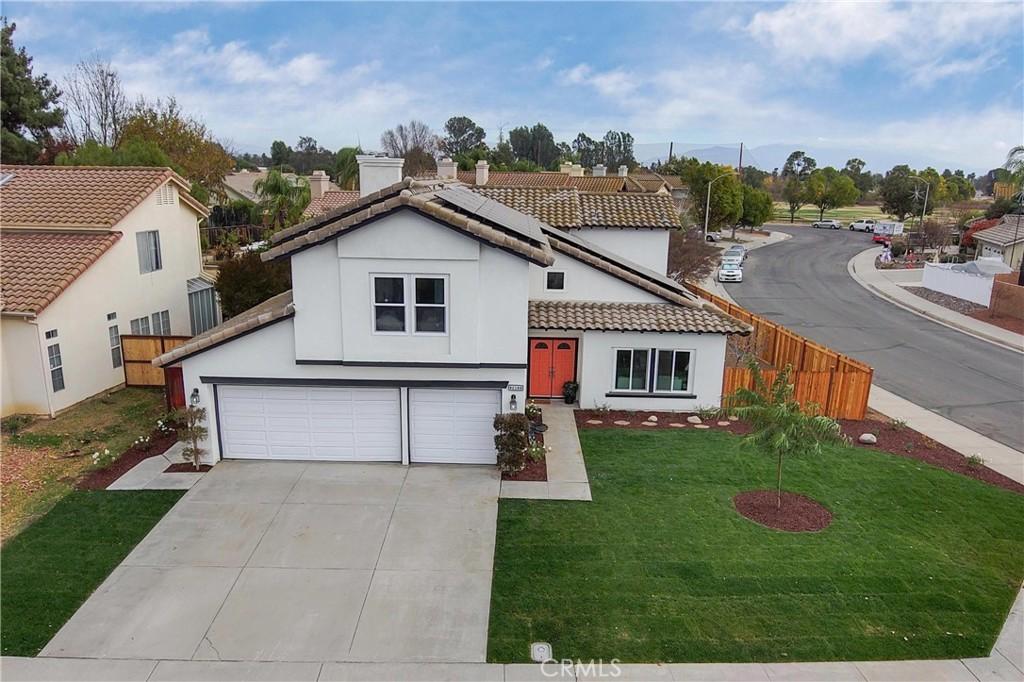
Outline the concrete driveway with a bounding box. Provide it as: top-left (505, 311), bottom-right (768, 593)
top-left (41, 461), bottom-right (499, 663)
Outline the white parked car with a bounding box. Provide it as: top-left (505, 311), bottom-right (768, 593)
top-left (720, 254), bottom-right (743, 267)
top-left (812, 219), bottom-right (842, 229)
top-left (718, 263), bottom-right (743, 282)
top-left (724, 245), bottom-right (747, 261)
top-left (849, 219), bottom-right (876, 232)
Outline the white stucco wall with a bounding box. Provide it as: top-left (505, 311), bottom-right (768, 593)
top-left (528, 251), bottom-right (664, 304)
top-left (292, 209), bottom-right (530, 364)
top-left (2, 182), bottom-right (205, 415)
top-left (574, 228), bottom-right (671, 275)
top-left (178, 319), bottom-right (526, 463)
top-left (576, 330), bottom-right (726, 412)
top-left (1, 318), bottom-right (49, 416)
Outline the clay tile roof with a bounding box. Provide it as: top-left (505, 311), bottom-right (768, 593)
top-left (529, 299), bottom-right (750, 335)
top-left (474, 187), bottom-right (581, 228)
top-left (972, 214), bottom-right (1024, 246)
top-left (303, 190), bottom-right (361, 218)
top-left (567, 176), bottom-right (627, 193)
top-left (0, 165), bottom-right (208, 228)
top-left (580, 193), bottom-right (681, 228)
top-left (154, 290), bottom-right (295, 367)
top-left (1, 230), bottom-right (122, 314)
top-left (456, 170), bottom-right (571, 187)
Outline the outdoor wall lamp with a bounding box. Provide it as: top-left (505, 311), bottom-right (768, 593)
top-left (190, 388), bottom-right (201, 406)
top-left (509, 394), bottom-right (518, 411)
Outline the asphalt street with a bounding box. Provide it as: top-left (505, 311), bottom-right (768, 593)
top-left (728, 224), bottom-right (1024, 452)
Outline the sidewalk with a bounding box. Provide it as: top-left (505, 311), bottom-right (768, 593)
top-left (500, 402), bottom-right (592, 501)
top-left (848, 247), bottom-right (1024, 353)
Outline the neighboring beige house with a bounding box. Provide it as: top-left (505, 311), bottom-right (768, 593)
top-left (0, 165), bottom-right (214, 417)
top-left (223, 169), bottom-right (341, 203)
top-left (303, 188), bottom-right (360, 218)
top-left (973, 214), bottom-right (1024, 271)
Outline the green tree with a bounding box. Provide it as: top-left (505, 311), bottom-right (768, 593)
top-left (1, 19), bottom-right (64, 163)
top-left (739, 166), bottom-right (771, 189)
top-left (214, 252), bottom-right (291, 319)
top-left (805, 167), bottom-right (859, 220)
top-left (782, 177), bottom-right (806, 223)
top-left (333, 146), bottom-right (361, 190)
top-left (488, 134), bottom-right (515, 170)
top-left (841, 158), bottom-right (875, 193)
top-left (509, 123), bottom-right (559, 169)
top-left (879, 165), bottom-right (919, 221)
top-left (726, 358), bottom-right (845, 509)
top-left (270, 140), bottom-right (291, 167)
top-left (55, 138), bottom-right (173, 167)
top-left (440, 116), bottom-right (486, 158)
top-left (253, 168), bottom-right (310, 231)
top-left (175, 405), bottom-right (208, 470)
top-left (781, 150), bottom-right (816, 180)
top-left (738, 185), bottom-right (773, 229)
top-left (681, 162), bottom-right (742, 232)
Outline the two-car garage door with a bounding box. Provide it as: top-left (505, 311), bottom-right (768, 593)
top-left (217, 385), bottom-right (499, 464)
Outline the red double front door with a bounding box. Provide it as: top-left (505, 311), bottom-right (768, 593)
top-left (529, 338), bottom-right (578, 398)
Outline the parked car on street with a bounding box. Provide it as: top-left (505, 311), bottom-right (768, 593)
top-left (812, 219), bottom-right (842, 229)
top-left (849, 219), bottom-right (876, 232)
top-left (717, 263), bottom-right (743, 282)
top-left (724, 245), bottom-right (747, 261)
top-left (706, 232), bottom-right (721, 242)
top-left (720, 253), bottom-right (743, 267)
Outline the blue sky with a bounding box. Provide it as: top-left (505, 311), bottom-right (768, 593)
top-left (5, 1), bottom-right (1022, 172)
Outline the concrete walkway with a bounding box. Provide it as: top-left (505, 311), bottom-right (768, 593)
top-left (107, 443), bottom-right (207, 491)
top-left (848, 246), bottom-right (1024, 353)
top-left (500, 403), bottom-right (591, 501)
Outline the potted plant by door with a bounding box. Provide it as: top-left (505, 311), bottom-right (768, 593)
top-left (562, 381), bottom-right (579, 405)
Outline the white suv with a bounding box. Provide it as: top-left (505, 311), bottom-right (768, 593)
top-left (849, 219), bottom-right (876, 232)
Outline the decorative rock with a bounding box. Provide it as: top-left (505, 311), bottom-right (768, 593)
top-left (586, 419), bottom-right (603, 425)
top-left (641, 421), bottom-right (658, 427)
top-left (686, 415), bottom-right (702, 424)
top-left (717, 421), bottom-right (731, 426)
top-left (728, 415), bottom-right (739, 421)
top-left (613, 420), bottom-right (631, 426)
top-left (694, 424), bottom-right (711, 429)
top-left (646, 415), bottom-right (658, 422)
top-left (669, 423), bottom-right (686, 428)
top-left (858, 433), bottom-right (878, 445)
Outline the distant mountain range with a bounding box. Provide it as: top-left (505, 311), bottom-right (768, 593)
top-left (634, 142), bottom-right (982, 175)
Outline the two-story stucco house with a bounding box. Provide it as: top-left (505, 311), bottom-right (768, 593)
top-left (154, 156), bottom-right (749, 466)
top-left (0, 165), bottom-right (215, 417)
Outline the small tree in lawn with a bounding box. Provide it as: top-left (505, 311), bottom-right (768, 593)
top-left (726, 357), bottom-right (844, 508)
top-left (177, 405), bottom-right (208, 470)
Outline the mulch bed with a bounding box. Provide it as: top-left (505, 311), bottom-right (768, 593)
top-left (76, 429), bottom-right (179, 490)
top-left (502, 408), bottom-right (548, 481)
top-left (839, 414), bottom-right (1024, 495)
top-left (575, 409), bottom-right (752, 435)
top-left (164, 463), bottom-right (213, 473)
top-left (904, 286), bottom-right (986, 315)
top-left (733, 490), bottom-right (833, 532)
top-left (967, 309), bottom-right (1024, 336)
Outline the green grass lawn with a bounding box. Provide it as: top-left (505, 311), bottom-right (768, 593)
top-left (771, 203), bottom-right (895, 224)
top-left (488, 429), bottom-right (1024, 663)
top-left (0, 490), bottom-right (184, 656)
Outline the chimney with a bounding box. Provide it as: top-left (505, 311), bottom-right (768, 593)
top-left (559, 162), bottom-right (572, 174)
top-left (309, 170), bottom-right (330, 200)
top-left (593, 164), bottom-right (606, 177)
top-left (571, 164), bottom-right (584, 177)
top-left (475, 159), bottom-right (489, 185)
top-left (356, 154), bottom-right (405, 197)
top-left (437, 157), bottom-right (458, 180)
top-left (618, 165), bottom-right (628, 177)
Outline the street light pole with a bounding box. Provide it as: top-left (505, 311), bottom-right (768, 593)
top-left (704, 172), bottom-right (733, 239)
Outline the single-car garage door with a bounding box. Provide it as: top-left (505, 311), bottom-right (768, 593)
top-left (218, 385), bottom-right (401, 461)
top-left (409, 388), bottom-right (500, 464)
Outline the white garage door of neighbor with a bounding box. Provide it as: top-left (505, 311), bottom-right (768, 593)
top-left (218, 385), bottom-right (401, 461)
top-left (410, 388), bottom-right (501, 464)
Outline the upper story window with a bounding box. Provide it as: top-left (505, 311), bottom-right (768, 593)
top-left (130, 316), bottom-right (151, 335)
top-left (545, 271), bottom-right (566, 291)
top-left (372, 274), bottom-right (448, 335)
top-left (44, 329), bottom-right (58, 339)
top-left (137, 230), bottom-right (163, 274)
top-left (157, 183), bottom-right (176, 205)
top-left (151, 310), bottom-right (171, 336)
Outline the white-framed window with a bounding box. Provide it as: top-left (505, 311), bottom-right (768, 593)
top-left (414, 276), bottom-right (446, 334)
top-left (130, 316), bottom-right (151, 335)
top-left (371, 274), bottom-right (448, 335)
top-left (44, 329), bottom-right (58, 339)
top-left (545, 271), bottom-right (566, 291)
top-left (108, 325), bottom-right (122, 368)
top-left (157, 183), bottom-right (176, 205)
top-left (106, 312), bottom-right (117, 321)
top-left (654, 349), bottom-right (693, 393)
top-left (47, 343), bottom-right (64, 392)
top-left (151, 310), bottom-right (171, 336)
top-left (613, 348), bottom-right (650, 392)
top-left (136, 230), bottom-right (162, 273)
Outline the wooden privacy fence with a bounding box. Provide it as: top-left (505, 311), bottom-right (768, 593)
top-left (687, 285), bottom-right (874, 419)
top-left (122, 335), bottom-right (190, 388)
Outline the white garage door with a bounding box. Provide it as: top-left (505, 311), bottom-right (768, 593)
top-left (218, 385), bottom-right (401, 461)
top-left (409, 388), bottom-right (501, 464)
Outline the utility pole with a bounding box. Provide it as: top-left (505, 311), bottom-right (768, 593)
top-left (668, 141), bottom-right (674, 163)
top-left (738, 142), bottom-right (744, 173)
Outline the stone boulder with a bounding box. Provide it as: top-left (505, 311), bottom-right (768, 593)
top-left (858, 433), bottom-right (877, 445)
top-left (686, 415), bottom-right (702, 424)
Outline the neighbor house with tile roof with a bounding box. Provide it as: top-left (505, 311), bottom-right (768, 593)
top-left (0, 165), bottom-right (214, 416)
top-left (152, 155), bottom-right (747, 466)
top-left (971, 214), bottom-right (1024, 270)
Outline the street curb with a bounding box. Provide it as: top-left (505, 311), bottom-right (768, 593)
top-left (847, 248), bottom-right (1024, 355)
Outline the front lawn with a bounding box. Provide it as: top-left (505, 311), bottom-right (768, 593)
top-left (0, 489), bottom-right (183, 656)
top-left (488, 428), bottom-right (1024, 663)
top-left (1, 388), bottom-right (167, 542)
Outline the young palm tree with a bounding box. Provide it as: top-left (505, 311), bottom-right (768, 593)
top-left (1006, 145), bottom-right (1024, 178)
top-left (334, 146), bottom-right (362, 190)
top-left (726, 357), bottom-right (845, 508)
top-left (253, 169), bottom-right (310, 232)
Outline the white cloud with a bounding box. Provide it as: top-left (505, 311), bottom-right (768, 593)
top-left (907, 49), bottom-right (1003, 87)
top-left (559, 63), bottom-right (637, 97)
